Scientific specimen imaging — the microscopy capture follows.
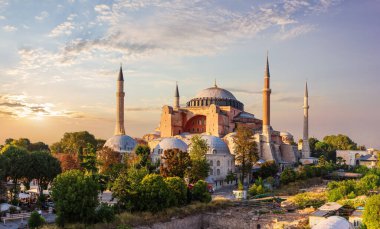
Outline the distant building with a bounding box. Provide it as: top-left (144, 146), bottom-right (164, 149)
top-left (349, 208), bottom-right (364, 229)
top-left (336, 149), bottom-right (378, 168)
top-left (309, 202), bottom-right (344, 228)
top-left (312, 216), bottom-right (354, 229)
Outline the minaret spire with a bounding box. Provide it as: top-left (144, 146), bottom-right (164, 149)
top-left (302, 81), bottom-right (310, 158)
top-left (115, 65), bottom-right (126, 135)
top-left (174, 82), bottom-right (180, 109)
top-left (214, 79), bottom-right (217, 88)
top-left (262, 52), bottom-right (272, 142)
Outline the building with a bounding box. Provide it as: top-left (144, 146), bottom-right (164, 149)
top-left (150, 54), bottom-right (299, 169)
top-left (349, 208), bottom-right (364, 229)
top-left (312, 216), bottom-right (354, 229)
top-left (104, 66), bottom-right (137, 156)
top-left (336, 149), bottom-right (378, 168)
top-left (309, 202), bottom-right (344, 228)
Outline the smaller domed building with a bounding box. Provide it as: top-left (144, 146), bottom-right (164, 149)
top-left (151, 137), bottom-right (188, 163)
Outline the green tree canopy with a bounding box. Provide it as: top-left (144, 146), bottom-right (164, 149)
top-left (51, 170), bottom-right (99, 226)
top-left (363, 194), bottom-right (380, 229)
top-left (233, 126), bottom-right (258, 181)
top-left (51, 131), bottom-right (97, 154)
top-left (139, 174), bottom-right (171, 212)
top-left (164, 177), bottom-right (187, 206)
top-left (191, 180), bottom-right (211, 203)
top-left (97, 146), bottom-right (122, 174)
top-left (187, 135), bottom-right (210, 183)
top-left (188, 135), bottom-right (209, 161)
top-left (160, 148), bottom-right (191, 178)
top-left (323, 134), bottom-right (358, 150)
top-left (259, 160), bottom-right (279, 178)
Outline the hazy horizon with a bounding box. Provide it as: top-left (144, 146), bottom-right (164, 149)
top-left (1, 0), bottom-right (379, 149)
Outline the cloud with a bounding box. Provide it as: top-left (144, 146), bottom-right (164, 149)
top-left (0, 94), bottom-right (85, 119)
top-left (35, 11), bottom-right (49, 21)
top-left (125, 106), bottom-right (161, 112)
top-left (0, 15), bottom-right (5, 20)
top-left (274, 96), bottom-right (302, 103)
top-left (48, 21), bottom-right (74, 37)
top-left (226, 88), bottom-right (261, 95)
top-left (3, 25), bottom-right (17, 32)
top-left (275, 24), bottom-right (316, 40)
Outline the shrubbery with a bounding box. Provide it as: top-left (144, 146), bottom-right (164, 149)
top-left (165, 177), bottom-right (187, 206)
top-left (280, 168), bottom-right (296, 185)
top-left (95, 203), bottom-right (115, 224)
top-left (191, 180), bottom-right (211, 203)
top-left (139, 174), bottom-right (172, 212)
top-left (287, 192), bottom-right (327, 209)
top-left (363, 194), bottom-right (380, 229)
top-left (28, 211), bottom-right (45, 228)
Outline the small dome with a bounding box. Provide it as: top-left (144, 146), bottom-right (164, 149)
top-left (154, 138), bottom-right (188, 153)
top-left (104, 135), bottom-right (137, 153)
top-left (280, 131), bottom-right (293, 137)
top-left (313, 216), bottom-right (353, 229)
top-left (200, 135), bottom-right (231, 155)
top-left (195, 86), bottom-right (237, 100)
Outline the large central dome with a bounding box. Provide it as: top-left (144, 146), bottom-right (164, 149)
top-left (195, 87), bottom-right (237, 100)
top-left (186, 84), bottom-right (244, 110)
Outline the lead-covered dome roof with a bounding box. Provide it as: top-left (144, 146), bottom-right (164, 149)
top-left (154, 138), bottom-right (188, 153)
top-left (200, 134), bottom-right (231, 155)
top-left (187, 85), bottom-right (244, 110)
top-left (104, 135), bottom-right (137, 153)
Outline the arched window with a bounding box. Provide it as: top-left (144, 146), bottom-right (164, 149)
top-left (210, 169), bottom-right (213, 175)
top-left (210, 160), bottom-right (213, 166)
top-left (257, 224), bottom-right (261, 229)
top-left (217, 169), bottom-right (220, 175)
top-left (217, 160), bottom-right (220, 166)
top-left (212, 149), bottom-right (217, 154)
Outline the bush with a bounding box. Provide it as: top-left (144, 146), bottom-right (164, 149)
top-left (28, 211), bottom-right (45, 228)
top-left (248, 184), bottom-right (266, 196)
top-left (95, 203), bottom-right (115, 224)
top-left (280, 168), bottom-right (296, 185)
top-left (139, 174), bottom-right (171, 212)
top-left (287, 192), bottom-right (327, 209)
top-left (165, 177), bottom-right (187, 206)
top-left (363, 194), bottom-right (380, 229)
top-left (191, 180), bottom-right (211, 203)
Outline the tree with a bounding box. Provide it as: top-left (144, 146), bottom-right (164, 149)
top-left (134, 144), bottom-right (151, 168)
top-left (97, 147), bottom-right (122, 174)
top-left (0, 145), bottom-right (29, 201)
top-left (315, 141), bottom-right (336, 161)
top-left (191, 180), bottom-right (211, 203)
top-left (51, 170), bottom-right (99, 226)
top-left (80, 143), bottom-right (98, 174)
top-left (28, 211), bottom-right (45, 228)
top-left (112, 167), bottom-right (148, 210)
top-left (57, 153), bottom-right (80, 172)
top-left (308, 137), bottom-right (320, 157)
top-left (323, 134), bottom-right (358, 150)
top-left (259, 160), bottom-right (279, 178)
top-left (363, 194), bottom-right (380, 229)
top-left (280, 168), bottom-right (296, 185)
top-left (51, 131), bottom-right (98, 154)
top-left (139, 174), bottom-right (171, 212)
top-left (165, 177), bottom-right (187, 206)
top-left (233, 126), bottom-right (258, 182)
top-left (29, 151), bottom-right (61, 196)
top-left (187, 135), bottom-right (210, 183)
top-left (28, 142), bottom-right (50, 152)
top-left (160, 148), bottom-right (191, 178)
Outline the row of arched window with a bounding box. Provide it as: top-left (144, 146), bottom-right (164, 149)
top-left (209, 168), bottom-right (220, 176)
top-left (186, 98), bottom-right (243, 110)
top-left (209, 160), bottom-right (220, 166)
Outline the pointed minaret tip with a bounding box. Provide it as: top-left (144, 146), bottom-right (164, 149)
top-left (214, 79), bottom-right (217, 88)
top-left (118, 64), bottom-right (124, 81)
top-left (305, 81), bottom-right (308, 97)
top-left (265, 52), bottom-right (270, 78)
top-left (175, 81), bottom-right (179, 97)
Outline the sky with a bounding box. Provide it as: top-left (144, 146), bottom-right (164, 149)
top-left (0, 0), bottom-right (379, 149)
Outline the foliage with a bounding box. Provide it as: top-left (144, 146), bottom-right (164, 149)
top-left (95, 203), bottom-right (115, 224)
top-left (233, 126), bottom-right (258, 181)
top-left (191, 180), bottom-right (211, 203)
top-left (50, 131), bottom-right (98, 154)
top-left (337, 196), bottom-right (367, 209)
top-left (139, 174), bottom-right (171, 212)
top-left (51, 170), bottom-right (99, 226)
top-left (259, 160), bottom-right (279, 178)
top-left (56, 153), bottom-right (80, 172)
top-left (354, 165), bottom-right (370, 175)
top-left (363, 194), bottom-right (380, 229)
top-left (29, 151), bottom-right (61, 196)
top-left (280, 168), bottom-right (296, 185)
top-left (186, 135), bottom-right (210, 183)
top-left (315, 141), bottom-right (336, 162)
top-left (248, 183), bottom-right (266, 196)
top-left (79, 144), bottom-right (98, 174)
top-left (97, 147), bottom-right (121, 174)
top-left (323, 134), bottom-right (358, 150)
top-left (308, 137), bottom-right (319, 157)
top-left (160, 148), bottom-right (191, 178)
top-left (28, 211), bottom-right (45, 228)
top-left (237, 179), bottom-right (244, 190)
top-left (164, 177), bottom-right (187, 206)
top-left (287, 192), bottom-right (327, 209)
top-left (0, 145), bottom-right (29, 200)
top-left (134, 145), bottom-right (152, 169)
top-left (112, 167), bottom-right (148, 211)
top-left (225, 171), bottom-right (237, 183)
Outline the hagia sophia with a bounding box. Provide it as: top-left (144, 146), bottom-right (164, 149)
top-left (104, 55), bottom-right (313, 186)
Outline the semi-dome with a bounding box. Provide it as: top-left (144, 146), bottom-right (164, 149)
top-left (104, 135), bottom-right (137, 153)
top-left (200, 134), bottom-right (231, 155)
top-left (313, 216), bottom-right (353, 229)
top-left (186, 85), bottom-right (244, 110)
top-left (154, 137), bottom-right (188, 153)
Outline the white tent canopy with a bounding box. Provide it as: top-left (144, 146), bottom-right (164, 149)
top-left (18, 193), bottom-right (30, 199)
top-left (0, 203), bottom-right (20, 212)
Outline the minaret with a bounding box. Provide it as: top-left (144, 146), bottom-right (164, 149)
top-left (302, 82), bottom-right (311, 157)
top-left (262, 53), bottom-right (271, 142)
top-left (174, 82), bottom-right (180, 109)
top-left (114, 65), bottom-right (126, 135)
